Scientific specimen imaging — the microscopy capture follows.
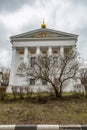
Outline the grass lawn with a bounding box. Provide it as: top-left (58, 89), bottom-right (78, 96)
top-left (0, 92), bottom-right (87, 124)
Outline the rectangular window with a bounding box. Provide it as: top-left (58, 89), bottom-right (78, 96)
top-left (30, 50), bottom-right (36, 54)
top-left (64, 48), bottom-right (73, 56)
top-left (53, 50), bottom-right (58, 54)
top-left (64, 48), bottom-right (70, 55)
top-left (30, 79), bottom-right (35, 85)
top-left (42, 80), bottom-right (47, 85)
top-left (31, 57), bottom-right (36, 67)
top-left (19, 50), bottom-right (24, 54)
top-left (42, 50), bottom-right (47, 54)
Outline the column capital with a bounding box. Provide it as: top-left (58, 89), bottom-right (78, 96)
top-left (24, 46), bottom-right (28, 49)
top-left (12, 46), bottom-right (16, 50)
top-left (72, 45), bottom-right (76, 50)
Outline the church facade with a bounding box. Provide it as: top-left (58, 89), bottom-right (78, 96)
top-left (9, 21), bottom-right (78, 92)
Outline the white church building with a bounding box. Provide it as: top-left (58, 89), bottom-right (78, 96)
top-left (9, 20), bottom-right (78, 92)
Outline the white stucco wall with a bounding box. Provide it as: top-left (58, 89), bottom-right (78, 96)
top-left (8, 28), bottom-right (78, 93)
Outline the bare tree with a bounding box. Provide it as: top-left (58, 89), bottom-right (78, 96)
top-left (17, 50), bottom-right (79, 98)
top-left (79, 68), bottom-right (87, 97)
top-left (2, 68), bottom-right (10, 86)
top-left (0, 67), bottom-right (10, 100)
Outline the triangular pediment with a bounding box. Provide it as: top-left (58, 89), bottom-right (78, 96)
top-left (10, 28), bottom-right (78, 41)
top-left (19, 31), bottom-right (71, 38)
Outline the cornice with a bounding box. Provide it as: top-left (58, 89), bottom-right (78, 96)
top-left (11, 37), bottom-right (77, 42)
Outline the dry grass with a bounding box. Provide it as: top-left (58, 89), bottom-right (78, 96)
top-left (0, 93), bottom-right (87, 124)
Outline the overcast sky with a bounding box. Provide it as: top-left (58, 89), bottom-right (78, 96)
top-left (0, 0), bottom-right (87, 67)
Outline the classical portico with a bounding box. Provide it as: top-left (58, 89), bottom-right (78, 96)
top-left (9, 21), bottom-right (78, 92)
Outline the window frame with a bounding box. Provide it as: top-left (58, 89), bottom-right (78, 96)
top-left (30, 57), bottom-right (36, 67)
top-left (30, 78), bottom-right (35, 85)
top-left (42, 79), bottom-right (47, 85)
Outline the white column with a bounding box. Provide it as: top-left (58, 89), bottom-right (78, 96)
top-left (48, 46), bottom-right (52, 56)
top-left (72, 45), bottom-right (76, 52)
top-left (60, 46), bottom-right (64, 58)
top-left (36, 46), bottom-right (41, 56)
top-left (9, 46), bottom-right (16, 86)
top-left (71, 45), bottom-right (76, 56)
top-left (28, 50), bottom-right (30, 67)
top-left (24, 47), bottom-right (29, 63)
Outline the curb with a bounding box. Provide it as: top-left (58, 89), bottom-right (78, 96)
top-left (0, 125), bottom-right (16, 130)
top-left (0, 125), bottom-right (87, 130)
top-left (59, 125), bottom-right (82, 130)
top-left (37, 125), bottom-right (59, 130)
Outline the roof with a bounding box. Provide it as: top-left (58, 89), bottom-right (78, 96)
top-left (10, 28), bottom-right (78, 43)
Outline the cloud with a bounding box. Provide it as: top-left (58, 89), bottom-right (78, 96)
top-left (0, 0), bottom-right (36, 12)
top-left (0, 49), bottom-right (11, 67)
top-left (0, 0), bottom-right (87, 67)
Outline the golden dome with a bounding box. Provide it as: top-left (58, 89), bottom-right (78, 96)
top-left (41, 19), bottom-right (46, 28)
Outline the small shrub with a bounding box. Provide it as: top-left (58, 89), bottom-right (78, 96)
top-left (25, 86), bottom-right (33, 98)
top-left (36, 92), bottom-right (42, 102)
top-left (12, 86), bottom-right (18, 99)
top-left (0, 86), bottom-right (7, 100)
top-left (12, 86), bottom-right (24, 99)
top-left (35, 87), bottom-right (42, 102)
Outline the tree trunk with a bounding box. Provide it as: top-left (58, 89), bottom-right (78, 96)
top-left (85, 86), bottom-right (87, 98)
top-left (55, 90), bottom-right (59, 98)
top-left (83, 84), bottom-right (87, 97)
top-left (54, 87), bottom-right (62, 98)
top-left (58, 83), bottom-right (63, 98)
top-left (50, 81), bottom-right (62, 98)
